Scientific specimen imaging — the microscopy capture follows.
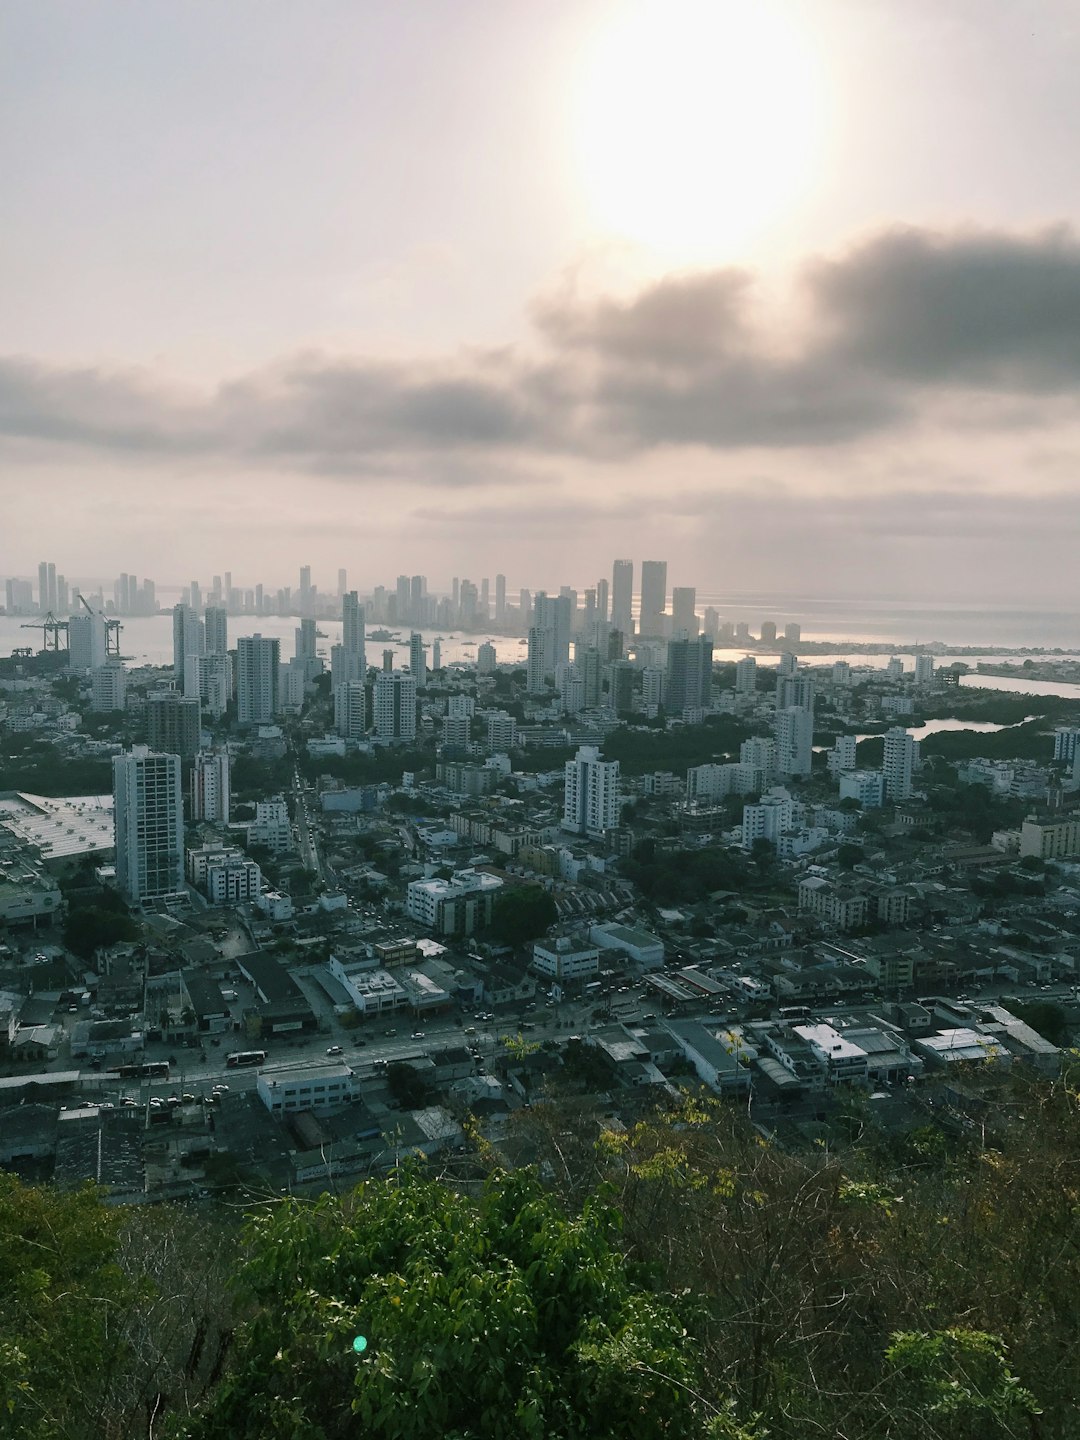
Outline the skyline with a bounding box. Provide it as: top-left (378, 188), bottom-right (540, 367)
top-left (4, 2), bottom-right (1080, 601)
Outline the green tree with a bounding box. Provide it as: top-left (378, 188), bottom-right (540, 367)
top-left (884, 1328), bottom-right (1040, 1438)
top-left (62, 894), bottom-right (139, 959)
top-left (0, 1176), bottom-right (135, 1440)
top-left (176, 1167), bottom-right (720, 1440)
top-left (487, 886), bottom-right (558, 946)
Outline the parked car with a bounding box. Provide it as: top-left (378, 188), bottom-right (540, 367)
top-left (326, 1045), bottom-right (343, 1056)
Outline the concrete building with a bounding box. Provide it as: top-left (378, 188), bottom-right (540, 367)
top-left (638, 560), bottom-right (667, 637)
top-left (334, 680), bottom-right (368, 739)
top-left (589, 922), bottom-right (664, 968)
top-left (827, 735), bottom-right (858, 778)
top-left (1019, 815), bottom-right (1080, 860)
top-left (882, 727), bottom-right (919, 801)
top-left (531, 935), bottom-right (601, 980)
top-left (839, 770), bottom-right (885, 808)
top-left (90, 663), bottom-right (127, 713)
top-left (476, 642), bottom-right (497, 675)
top-left (734, 656), bottom-right (757, 695)
top-left (611, 559), bottom-right (634, 638)
top-left (774, 706), bottom-right (814, 779)
top-left (113, 747), bottom-right (184, 904)
top-left (373, 671), bottom-right (417, 743)
top-left (190, 750), bottom-right (230, 823)
top-left (563, 745), bottom-right (620, 836)
top-left (147, 691), bottom-right (201, 760)
top-left (247, 798), bottom-right (292, 852)
top-left (405, 869), bottom-right (503, 937)
top-left (665, 636), bottom-right (713, 714)
top-left (409, 632), bottom-right (427, 690)
top-left (236, 634), bottom-right (281, 724)
top-left (486, 712), bottom-right (518, 750)
top-left (741, 787), bottom-right (795, 849)
top-left (257, 1062), bottom-right (360, 1116)
top-left (670, 586), bottom-right (697, 638)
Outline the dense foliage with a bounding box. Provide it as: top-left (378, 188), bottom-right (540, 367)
top-left (487, 886), bottom-right (559, 946)
top-left (176, 1167), bottom-right (721, 1440)
top-left (603, 719), bottom-right (752, 778)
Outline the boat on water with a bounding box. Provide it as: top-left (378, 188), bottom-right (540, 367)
top-left (369, 629), bottom-right (399, 641)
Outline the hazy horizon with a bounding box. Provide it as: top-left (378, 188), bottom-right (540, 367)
top-left (4, 1), bottom-right (1080, 605)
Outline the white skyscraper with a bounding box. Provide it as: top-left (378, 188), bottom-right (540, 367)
top-left (330, 644), bottom-right (364, 693)
top-left (334, 680), bottom-right (368, 739)
top-left (236, 634), bottom-right (281, 724)
top-left (734, 656), bottom-right (757, 695)
top-left (373, 671), bottom-right (417, 742)
top-left (914, 654), bottom-right (936, 687)
top-left (191, 750), bottom-right (231, 823)
top-left (342, 591), bottom-right (366, 670)
top-left (882, 727), bottom-right (919, 800)
top-left (563, 745), bottom-right (620, 836)
top-left (68, 611), bottom-right (108, 672)
top-left (172, 603), bottom-right (203, 681)
top-left (477, 642), bottom-right (497, 675)
top-left (774, 707), bottom-right (814, 778)
top-left (204, 606), bottom-right (228, 657)
top-left (113, 747), bottom-right (184, 904)
top-left (409, 632), bottom-right (427, 690)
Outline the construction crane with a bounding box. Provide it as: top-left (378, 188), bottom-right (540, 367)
top-left (20, 611), bottom-right (69, 652)
top-left (76, 592), bottom-right (124, 657)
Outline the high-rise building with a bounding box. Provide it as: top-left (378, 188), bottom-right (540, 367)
top-left (299, 565), bottom-right (313, 614)
top-left (477, 642), bottom-right (497, 675)
top-left (666, 636), bottom-right (714, 713)
top-left (204, 606), bottom-right (228, 656)
top-left (526, 625), bottom-right (549, 693)
top-left (784, 623), bottom-right (801, 644)
top-left (611, 559), bottom-right (633, 638)
top-left (330, 644), bottom-right (364, 693)
top-left (734, 656), bottom-right (757, 695)
top-left (191, 750), bottom-right (231, 823)
top-left (494, 574), bottom-right (507, 626)
top-left (172, 604), bottom-right (202, 680)
top-left (882, 727), bottom-right (919, 801)
top-left (487, 712), bottom-right (517, 750)
top-left (596, 577), bottom-right (609, 624)
top-left (914, 654), bottom-right (935, 687)
top-left (90, 663), bottom-right (127, 713)
top-left (639, 560), bottom-right (667, 637)
top-left (578, 646), bottom-right (602, 708)
top-left (432, 639), bottom-right (441, 670)
top-left (610, 660), bottom-right (635, 713)
top-left (641, 666), bottom-right (664, 712)
top-left (760, 620), bottom-right (777, 644)
top-left (373, 671), bottom-right (417, 742)
top-left (827, 735), bottom-right (858, 778)
top-left (334, 681), bottom-right (368, 739)
top-left (236, 634), bottom-right (280, 724)
top-left (342, 592), bottom-right (366, 661)
top-left (671, 587), bottom-right (697, 638)
top-left (113, 747), bottom-right (184, 904)
top-left (337, 567), bottom-right (347, 597)
top-left (1053, 727), bottom-right (1080, 764)
top-left (774, 707), bottom-right (814, 778)
top-left (147, 691), bottom-right (202, 760)
top-left (563, 745), bottom-right (620, 836)
top-left (409, 632), bottom-right (427, 690)
top-left (68, 611), bottom-right (108, 672)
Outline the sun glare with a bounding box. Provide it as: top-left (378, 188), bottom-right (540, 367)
top-left (575, 0), bottom-right (826, 263)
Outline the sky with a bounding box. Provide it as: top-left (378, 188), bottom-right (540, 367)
top-left (3, 0), bottom-right (1080, 603)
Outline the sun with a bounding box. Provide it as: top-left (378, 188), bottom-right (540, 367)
top-left (575, 0), bottom-right (827, 263)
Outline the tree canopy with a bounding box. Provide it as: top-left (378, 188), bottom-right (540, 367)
top-left (176, 1167), bottom-right (722, 1440)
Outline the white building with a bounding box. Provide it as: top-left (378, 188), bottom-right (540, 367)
top-left (113, 747), bottom-right (185, 904)
top-left (206, 856), bottom-right (262, 904)
top-left (792, 1023), bottom-right (869, 1085)
top-left (839, 770), bottom-right (885, 808)
top-left (486, 712), bottom-right (517, 750)
top-left (330, 644), bottom-right (365, 694)
top-left (477, 642), bottom-right (497, 675)
top-left (172, 603), bottom-right (203, 682)
top-left (257, 1062), bottom-right (360, 1116)
top-left (236, 634), bottom-right (281, 724)
top-left (532, 936), bottom-right (600, 980)
top-left (827, 734), bottom-right (858, 778)
top-left (563, 745), bottom-right (620, 836)
top-left (373, 671), bottom-right (417, 743)
top-left (741, 787), bottom-right (795, 849)
top-left (409, 632), bottom-right (427, 690)
top-left (247, 798), bottom-right (293, 852)
top-left (405, 869), bottom-right (503, 936)
top-left (734, 656), bottom-right (757, 695)
top-left (334, 681), bottom-right (368, 739)
top-left (882, 727), bottom-right (919, 801)
top-left (90, 663), bottom-right (127, 713)
top-left (68, 611), bottom-right (108, 672)
top-left (914, 654), bottom-right (935, 686)
top-left (190, 750), bottom-right (230, 823)
top-left (774, 707), bottom-right (814, 779)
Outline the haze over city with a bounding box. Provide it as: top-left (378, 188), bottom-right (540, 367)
top-left (4, 1), bottom-right (1080, 600)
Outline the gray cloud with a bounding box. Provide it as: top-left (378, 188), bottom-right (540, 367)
top-left (4, 224), bottom-right (1080, 476)
top-left (809, 225), bottom-right (1080, 389)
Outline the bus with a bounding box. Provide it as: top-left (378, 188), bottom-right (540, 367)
top-left (226, 1049), bottom-right (267, 1069)
top-left (113, 1061), bottom-right (171, 1080)
top-left (777, 1006), bottom-right (811, 1021)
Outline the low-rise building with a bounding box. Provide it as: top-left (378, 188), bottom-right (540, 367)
top-left (405, 869), bottom-right (503, 937)
top-left (257, 1061), bottom-right (361, 1116)
top-left (589, 923), bottom-right (664, 969)
top-left (531, 935), bottom-right (601, 981)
